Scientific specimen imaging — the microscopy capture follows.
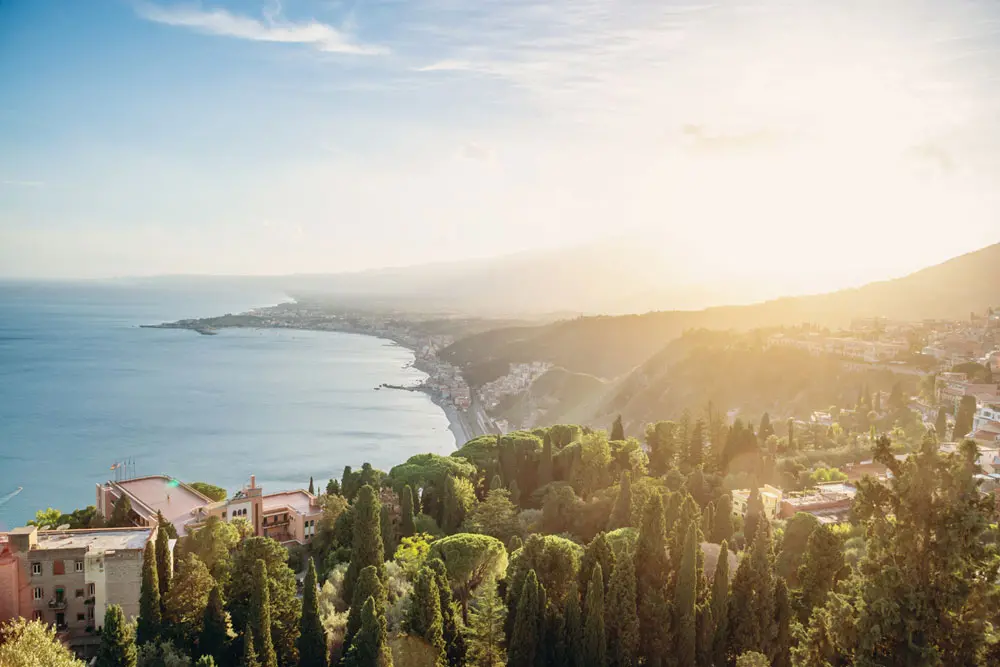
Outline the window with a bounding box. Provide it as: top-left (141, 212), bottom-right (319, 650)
top-left (75, 560), bottom-right (84, 573)
top-left (31, 562), bottom-right (41, 575)
top-left (87, 583), bottom-right (95, 596)
top-left (75, 589), bottom-right (84, 598)
top-left (33, 587), bottom-right (43, 600)
top-left (33, 611), bottom-right (43, 621)
top-left (77, 613), bottom-right (85, 622)
top-left (53, 560), bottom-right (65, 575)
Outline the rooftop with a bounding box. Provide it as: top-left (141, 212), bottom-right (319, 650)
top-left (262, 490), bottom-right (318, 516)
top-left (114, 475), bottom-right (211, 535)
top-left (34, 527), bottom-right (153, 551)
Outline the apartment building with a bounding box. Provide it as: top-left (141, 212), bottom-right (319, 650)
top-left (0, 526), bottom-right (154, 656)
top-left (96, 475), bottom-right (214, 537)
top-left (732, 485), bottom-right (783, 521)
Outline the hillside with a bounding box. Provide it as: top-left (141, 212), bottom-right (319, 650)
top-left (442, 243), bottom-right (1000, 385)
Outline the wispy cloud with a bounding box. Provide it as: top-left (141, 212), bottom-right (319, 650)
top-left (1, 180), bottom-right (44, 188)
top-left (135, 2), bottom-right (387, 55)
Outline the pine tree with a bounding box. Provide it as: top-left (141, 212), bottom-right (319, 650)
top-left (934, 407), bottom-right (948, 441)
top-left (636, 494), bottom-right (671, 667)
top-left (347, 566), bottom-right (386, 649)
top-left (675, 522), bottom-right (699, 666)
top-left (796, 524), bottom-right (844, 623)
top-left (400, 485), bottom-right (417, 538)
top-left (344, 597), bottom-right (392, 667)
top-left (109, 494), bottom-right (133, 528)
top-left (607, 471), bottom-right (632, 530)
top-left (407, 567), bottom-right (446, 666)
top-left (507, 570), bottom-right (543, 667)
top-left (468, 584), bottom-right (507, 667)
top-left (605, 547), bottom-right (639, 667)
top-left (96, 604), bottom-right (137, 667)
top-left (327, 478), bottom-right (341, 496)
top-left (712, 494), bottom-right (734, 546)
top-left (249, 559), bottom-right (278, 667)
top-left (298, 558), bottom-right (328, 667)
top-left (743, 486), bottom-right (764, 549)
top-left (686, 419), bottom-right (705, 469)
top-left (155, 515), bottom-right (172, 608)
top-left (243, 627), bottom-right (261, 667)
top-left (345, 485), bottom-right (385, 603)
top-left (611, 415), bottom-right (625, 441)
top-left (771, 578), bottom-right (791, 667)
top-left (579, 532), bottom-right (614, 603)
top-left (200, 585), bottom-right (229, 665)
top-left (138, 541), bottom-right (161, 645)
top-left (380, 506), bottom-right (396, 561)
top-left (711, 540), bottom-right (730, 667)
top-left (563, 582), bottom-right (584, 667)
top-left (583, 565), bottom-right (606, 667)
top-left (309, 477), bottom-right (315, 495)
top-left (539, 433), bottom-right (554, 487)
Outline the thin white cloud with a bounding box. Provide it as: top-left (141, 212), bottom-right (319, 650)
top-left (1, 180), bottom-right (44, 188)
top-left (414, 60), bottom-right (477, 72)
top-left (135, 2), bottom-right (387, 55)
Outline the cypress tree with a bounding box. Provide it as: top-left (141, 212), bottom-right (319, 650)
top-left (686, 419), bottom-right (705, 469)
top-left (606, 547), bottom-right (639, 667)
top-left (712, 494), bottom-right (734, 546)
top-left (490, 474), bottom-right (503, 491)
top-left (468, 584), bottom-right (507, 667)
top-left (249, 559), bottom-right (278, 667)
top-left (696, 602), bottom-right (714, 667)
top-left (711, 540), bottom-right (731, 667)
top-left (611, 415), bottom-right (625, 441)
top-left (934, 407), bottom-right (948, 440)
top-left (309, 477), bottom-right (315, 495)
top-left (155, 515), bottom-right (172, 607)
top-left (539, 433), bottom-right (554, 487)
top-left (727, 524), bottom-right (773, 659)
top-left (771, 578), bottom-right (791, 667)
top-left (636, 494), bottom-right (671, 667)
top-left (345, 485), bottom-right (385, 603)
top-left (507, 570), bottom-right (542, 667)
top-left (702, 502), bottom-right (715, 538)
top-left (327, 478), bottom-right (341, 496)
top-left (400, 485), bottom-right (417, 538)
top-left (407, 567), bottom-right (446, 666)
top-left (380, 506), bottom-right (396, 560)
top-left (345, 597), bottom-right (392, 667)
top-left (507, 535), bottom-right (523, 553)
top-left (579, 532), bottom-right (614, 602)
top-left (563, 582), bottom-right (584, 667)
top-left (582, 565), bottom-right (606, 667)
top-left (298, 558), bottom-right (328, 667)
top-left (607, 472), bottom-right (632, 530)
top-left (669, 493), bottom-right (700, 574)
top-left (428, 559), bottom-right (467, 667)
top-left (675, 522), bottom-right (699, 666)
top-left (797, 524), bottom-right (845, 623)
top-left (347, 566), bottom-right (386, 649)
top-left (138, 541), bottom-right (161, 644)
top-left (342, 466), bottom-right (355, 501)
top-left (786, 419), bottom-right (794, 452)
top-left (243, 627), bottom-right (261, 667)
top-left (509, 480), bottom-right (520, 506)
top-left (96, 603), bottom-right (137, 667)
top-left (200, 585), bottom-right (229, 665)
top-left (743, 487), bottom-right (764, 549)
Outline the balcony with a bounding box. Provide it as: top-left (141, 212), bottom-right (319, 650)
top-left (48, 598), bottom-right (67, 610)
top-left (84, 597), bottom-right (95, 605)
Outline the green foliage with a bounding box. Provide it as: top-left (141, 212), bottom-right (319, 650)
top-left (163, 553), bottom-right (214, 654)
top-left (607, 472), bottom-right (632, 531)
top-left (541, 483), bottom-right (581, 534)
top-left (394, 533), bottom-right (435, 578)
top-left (771, 577), bottom-right (792, 667)
top-left (96, 604), bottom-right (138, 667)
top-left (685, 418), bottom-right (705, 470)
top-left (400, 485), bottom-right (417, 538)
top-left (298, 558), bottom-right (328, 667)
top-left (579, 532), bottom-right (614, 604)
top-left (507, 570), bottom-right (544, 667)
top-left (309, 477), bottom-right (315, 495)
top-left (189, 482), bottom-right (228, 502)
top-left (139, 541), bottom-right (162, 645)
top-left (381, 506), bottom-right (397, 561)
top-left (390, 454), bottom-right (477, 499)
top-left (736, 651), bottom-right (770, 667)
top-left (505, 534), bottom-right (582, 637)
top-left (463, 488), bottom-right (521, 546)
top-left (427, 558), bottom-right (467, 666)
top-left (934, 406), bottom-right (948, 440)
top-left (775, 512), bottom-right (818, 587)
top-left (467, 583), bottom-right (507, 667)
top-left (808, 467), bottom-right (847, 485)
top-left (610, 415), bottom-right (625, 442)
top-left (243, 627), bottom-right (261, 667)
top-left (27, 507), bottom-right (63, 529)
top-left (406, 568), bottom-right (446, 666)
top-left (795, 523), bottom-right (845, 623)
top-left (711, 540), bottom-right (731, 667)
top-left (572, 432), bottom-right (612, 498)
top-left (743, 486), bottom-right (764, 550)
top-left (194, 657), bottom-right (217, 667)
top-left (562, 582), bottom-right (584, 667)
top-left (645, 421), bottom-right (678, 475)
top-left (136, 640), bottom-right (190, 667)
top-left (635, 494), bottom-right (671, 667)
top-left (0, 618), bottom-right (85, 667)
top-left (538, 433), bottom-right (554, 488)
top-left (428, 533), bottom-right (508, 621)
top-left (954, 395), bottom-right (977, 438)
top-left (675, 522), bottom-right (699, 666)
top-left (109, 494), bottom-right (134, 528)
top-left (156, 513), bottom-right (173, 604)
top-left (582, 564), bottom-right (606, 667)
top-left (605, 546), bottom-right (639, 667)
top-left (442, 476), bottom-right (477, 534)
top-left (347, 566), bottom-right (387, 650)
top-left (727, 522), bottom-right (774, 660)
top-left (345, 485), bottom-right (386, 604)
top-left (188, 516), bottom-right (238, 586)
top-left (249, 559), bottom-right (278, 667)
top-left (199, 585), bottom-right (229, 666)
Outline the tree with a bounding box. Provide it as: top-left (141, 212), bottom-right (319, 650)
top-left (344, 597), bottom-right (392, 667)
top-left (685, 419), bottom-right (705, 470)
top-left (506, 570), bottom-right (543, 667)
top-left (163, 552), bottom-right (214, 654)
top-left (248, 559), bottom-right (278, 667)
top-left (298, 558), bottom-right (328, 667)
top-left (243, 627), bottom-right (261, 667)
top-left (635, 495), bottom-right (671, 667)
top-left (463, 489), bottom-right (521, 547)
top-left (199, 585), bottom-right (230, 665)
top-left (467, 584), bottom-right (507, 667)
top-left (582, 565), bottom-right (606, 667)
top-left (563, 582), bottom-right (584, 667)
top-left (572, 432), bottom-right (612, 499)
top-left (109, 494), bottom-right (134, 528)
top-left (195, 657), bottom-right (217, 667)
top-left (96, 604), bottom-right (138, 667)
top-left (605, 547), bottom-right (639, 667)
top-left (727, 523), bottom-right (773, 660)
top-left (795, 524), bottom-right (844, 623)
top-left (787, 419), bottom-right (795, 452)
top-left (775, 513), bottom-right (818, 587)
top-left (607, 472), bottom-right (632, 531)
top-left (934, 406), bottom-right (948, 440)
top-left (579, 533), bottom-right (614, 604)
top-left (712, 494), bottom-right (734, 546)
top-left (27, 507), bottom-right (63, 529)
top-left (954, 395), bottom-right (976, 438)
top-left (428, 533), bottom-right (508, 623)
top-left (645, 421), bottom-right (678, 475)
top-left (327, 478), bottom-right (341, 496)
top-left (347, 566), bottom-right (387, 649)
top-left (138, 541), bottom-right (162, 645)
top-left (188, 516), bottom-right (239, 586)
top-left (539, 433), bottom-right (554, 487)
top-left (400, 485), bottom-right (417, 538)
top-left (442, 476), bottom-right (477, 534)
top-left (771, 578), bottom-right (791, 667)
top-left (345, 485), bottom-right (385, 604)
top-left (675, 523), bottom-right (699, 666)
top-left (155, 514), bottom-right (173, 607)
top-left (0, 618), bottom-right (85, 667)
top-left (759, 413), bottom-right (775, 441)
top-left (381, 506), bottom-right (397, 561)
top-left (190, 481), bottom-right (228, 502)
top-left (406, 567), bottom-right (446, 666)
top-left (743, 486), bottom-right (764, 550)
top-left (711, 540), bottom-right (731, 667)
top-left (427, 558), bottom-right (467, 667)
top-left (309, 477), bottom-right (315, 495)
top-left (701, 502), bottom-right (714, 539)
top-left (504, 535), bottom-right (582, 638)
top-left (736, 652), bottom-right (769, 667)
top-left (611, 415), bottom-right (625, 442)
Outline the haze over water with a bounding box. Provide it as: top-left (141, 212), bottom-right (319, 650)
top-left (0, 282), bottom-right (454, 528)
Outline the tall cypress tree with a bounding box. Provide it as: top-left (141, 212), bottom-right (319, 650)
top-left (347, 566), bottom-right (387, 649)
top-left (155, 516), bottom-right (172, 608)
top-left (582, 565), bottom-right (606, 667)
top-left (345, 485), bottom-right (385, 603)
top-left (428, 558), bottom-right (467, 667)
top-left (539, 433), bottom-right (554, 487)
top-left (686, 419), bottom-right (705, 469)
top-left (342, 466), bottom-right (355, 501)
top-left (771, 577), bottom-right (791, 667)
top-left (96, 603), bottom-right (138, 667)
top-left (407, 567), bottom-right (446, 666)
top-left (507, 570), bottom-right (543, 667)
top-left (607, 472), bottom-right (632, 531)
top-left (344, 597), bottom-right (392, 667)
top-left (298, 558), bottom-right (328, 667)
top-left (611, 415), bottom-right (625, 441)
top-left (727, 524), bottom-right (773, 659)
top-left (563, 582), bottom-right (584, 667)
top-left (711, 540), bottom-right (731, 667)
top-left (796, 523), bottom-right (845, 623)
top-left (580, 532), bottom-right (614, 603)
top-left (309, 477), bottom-right (315, 494)
top-left (669, 493), bottom-right (700, 574)
top-left (243, 627), bottom-right (261, 667)
top-left (468, 585), bottom-right (507, 667)
top-left (636, 495), bottom-right (671, 667)
top-left (200, 584), bottom-right (229, 665)
top-left (743, 487), bottom-right (764, 549)
top-left (934, 407), bottom-right (948, 441)
top-left (675, 522), bottom-right (699, 666)
top-left (380, 506), bottom-right (396, 561)
top-left (786, 419), bottom-right (795, 452)
top-left (138, 541), bottom-right (161, 644)
top-left (712, 494), bottom-right (734, 546)
top-left (605, 547), bottom-right (639, 667)
top-left (249, 559), bottom-right (278, 667)
top-left (400, 485), bottom-right (417, 538)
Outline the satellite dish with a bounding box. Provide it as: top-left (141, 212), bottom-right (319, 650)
top-left (56, 524), bottom-right (71, 531)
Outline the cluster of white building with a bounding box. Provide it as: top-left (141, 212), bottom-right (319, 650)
top-left (478, 361), bottom-right (553, 411)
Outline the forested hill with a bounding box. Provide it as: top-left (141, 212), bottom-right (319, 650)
top-left (442, 242), bottom-right (1000, 385)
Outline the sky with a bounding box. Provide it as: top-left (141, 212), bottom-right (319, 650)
top-left (1, 0), bottom-right (999, 293)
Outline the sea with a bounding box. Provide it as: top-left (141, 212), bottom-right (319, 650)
top-left (0, 281), bottom-right (455, 530)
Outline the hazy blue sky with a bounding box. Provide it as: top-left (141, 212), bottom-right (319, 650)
top-left (2, 0), bottom-right (999, 289)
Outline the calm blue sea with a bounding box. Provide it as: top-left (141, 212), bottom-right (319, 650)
top-left (0, 282), bottom-right (454, 529)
